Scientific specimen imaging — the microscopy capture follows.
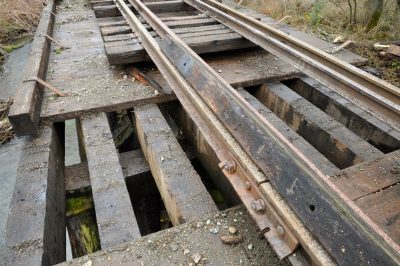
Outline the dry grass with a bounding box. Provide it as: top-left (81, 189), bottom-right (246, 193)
top-left (239, 0), bottom-right (400, 86)
top-left (239, 0), bottom-right (400, 42)
top-left (0, 0), bottom-right (46, 43)
top-left (0, 98), bottom-right (14, 146)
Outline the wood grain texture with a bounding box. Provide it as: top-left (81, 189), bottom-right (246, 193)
top-left (135, 104), bottom-right (218, 225)
top-left (356, 184), bottom-right (400, 245)
top-left (81, 113), bottom-right (141, 248)
top-left (66, 149), bottom-right (151, 191)
top-left (238, 89), bottom-right (339, 176)
top-left (333, 150), bottom-right (400, 201)
top-left (8, 0), bottom-right (56, 136)
top-left (0, 123), bottom-right (65, 265)
top-left (258, 82), bottom-right (383, 168)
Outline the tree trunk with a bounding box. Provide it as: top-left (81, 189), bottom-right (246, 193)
top-left (364, 0), bottom-right (383, 31)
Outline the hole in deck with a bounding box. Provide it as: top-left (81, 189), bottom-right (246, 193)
top-left (107, 110), bottom-right (140, 153)
top-left (282, 78), bottom-right (400, 153)
top-left (161, 101), bottom-right (242, 208)
top-left (125, 171), bottom-right (173, 236)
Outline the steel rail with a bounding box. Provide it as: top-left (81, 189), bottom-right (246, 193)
top-left (183, 0), bottom-right (400, 130)
top-left (113, 0), bottom-right (335, 264)
top-left (115, 0), bottom-right (399, 264)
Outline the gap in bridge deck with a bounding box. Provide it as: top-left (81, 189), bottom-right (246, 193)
top-left (245, 78), bottom-right (400, 170)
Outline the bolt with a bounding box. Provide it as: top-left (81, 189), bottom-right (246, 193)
top-left (219, 160), bottom-right (237, 174)
top-left (251, 199), bottom-right (266, 213)
top-left (276, 225), bottom-right (285, 236)
top-left (244, 181), bottom-right (251, 190)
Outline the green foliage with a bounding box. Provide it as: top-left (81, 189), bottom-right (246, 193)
top-left (308, 0), bottom-right (325, 26)
top-left (54, 47), bottom-right (62, 54)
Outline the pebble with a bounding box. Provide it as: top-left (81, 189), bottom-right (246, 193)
top-left (210, 226), bottom-right (220, 234)
top-left (184, 249), bottom-right (190, 255)
top-left (196, 221), bottom-right (204, 228)
top-left (247, 244), bottom-right (253, 250)
top-left (221, 235), bottom-right (243, 244)
top-left (206, 219), bottom-right (211, 225)
top-left (192, 253), bottom-right (202, 264)
top-left (170, 244), bottom-right (178, 252)
top-left (123, 75), bottom-right (127, 80)
top-left (228, 226), bottom-right (237, 234)
top-left (218, 69), bottom-right (222, 73)
top-left (82, 260), bottom-right (92, 266)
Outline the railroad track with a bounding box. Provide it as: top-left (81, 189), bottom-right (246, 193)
top-left (2, 0), bottom-right (400, 265)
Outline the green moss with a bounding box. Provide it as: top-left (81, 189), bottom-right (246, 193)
top-left (66, 195), bottom-right (94, 217)
top-left (0, 35), bottom-right (32, 53)
top-left (80, 222), bottom-right (101, 254)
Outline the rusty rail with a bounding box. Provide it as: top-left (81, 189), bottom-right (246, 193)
top-left (114, 0), bottom-right (399, 264)
top-left (184, 0), bottom-right (400, 130)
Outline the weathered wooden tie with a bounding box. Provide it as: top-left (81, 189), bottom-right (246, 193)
top-left (80, 113), bottom-right (141, 247)
top-left (1, 123), bottom-right (65, 265)
top-left (135, 104), bottom-right (219, 225)
top-left (8, 0), bottom-right (56, 136)
top-left (257, 82), bottom-right (383, 168)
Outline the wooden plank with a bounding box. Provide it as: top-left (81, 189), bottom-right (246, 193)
top-left (333, 150), bottom-right (400, 200)
top-left (0, 123), bottom-right (65, 265)
top-left (66, 149), bottom-right (149, 191)
top-left (286, 77), bottom-right (400, 153)
top-left (356, 184), bottom-right (400, 245)
top-left (258, 82), bottom-right (383, 169)
top-left (135, 104), bottom-right (218, 225)
top-left (101, 18), bottom-right (218, 38)
top-left (8, 0), bottom-right (56, 136)
top-left (80, 113), bottom-right (141, 248)
top-left (94, 1), bottom-right (195, 18)
top-left (103, 24), bottom-right (227, 43)
top-left (106, 32), bottom-right (255, 64)
top-left (238, 89), bottom-right (339, 176)
top-left (100, 25), bottom-right (134, 36)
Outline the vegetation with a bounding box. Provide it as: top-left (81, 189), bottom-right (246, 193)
top-left (0, 0), bottom-right (46, 43)
top-left (239, 0), bottom-right (400, 41)
top-left (239, 0), bottom-right (400, 85)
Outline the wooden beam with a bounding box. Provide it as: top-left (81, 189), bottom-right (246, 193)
top-left (66, 149), bottom-right (149, 191)
top-left (135, 104), bottom-right (218, 225)
top-left (80, 113), bottom-right (141, 248)
top-left (105, 32), bottom-right (255, 65)
top-left (8, 0), bottom-right (56, 136)
top-left (238, 89), bottom-right (339, 176)
top-left (257, 82), bottom-right (383, 169)
top-left (286, 77), bottom-right (400, 153)
top-left (94, 1), bottom-right (195, 18)
top-left (1, 123), bottom-right (65, 265)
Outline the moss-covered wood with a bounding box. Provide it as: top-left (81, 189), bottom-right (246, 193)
top-left (66, 190), bottom-right (101, 258)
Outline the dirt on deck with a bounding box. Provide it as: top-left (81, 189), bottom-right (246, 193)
top-left (62, 205), bottom-right (291, 266)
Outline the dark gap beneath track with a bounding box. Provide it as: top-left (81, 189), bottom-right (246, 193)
top-left (161, 101), bottom-right (242, 208)
top-left (125, 171), bottom-right (173, 236)
top-left (246, 84), bottom-right (361, 169)
top-left (64, 119), bottom-right (101, 258)
top-left (282, 77), bottom-right (400, 153)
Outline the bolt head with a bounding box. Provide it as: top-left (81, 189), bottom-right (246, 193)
top-left (276, 225), bottom-right (285, 236)
top-left (251, 199), bottom-right (266, 212)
